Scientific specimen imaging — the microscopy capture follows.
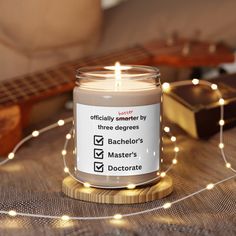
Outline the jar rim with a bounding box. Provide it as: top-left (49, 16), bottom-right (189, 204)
top-left (76, 65), bottom-right (160, 80)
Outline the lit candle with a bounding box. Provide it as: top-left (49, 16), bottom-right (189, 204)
top-left (73, 63), bottom-right (162, 188)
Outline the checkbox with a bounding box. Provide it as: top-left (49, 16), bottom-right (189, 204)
top-left (94, 135), bottom-right (104, 146)
top-left (94, 149), bottom-right (104, 159)
top-left (94, 162), bottom-right (104, 173)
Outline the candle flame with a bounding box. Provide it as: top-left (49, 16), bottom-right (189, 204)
top-left (114, 62), bottom-right (121, 90)
top-left (115, 62), bottom-right (121, 81)
top-left (104, 63), bottom-right (131, 71)
top-left (104, 62), bottom-right (132, 90)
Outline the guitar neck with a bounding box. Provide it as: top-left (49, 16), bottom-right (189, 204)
top-left (0, 38), bottom-right (234, 107)
top-left (0, 45), bottom-right (151, 107)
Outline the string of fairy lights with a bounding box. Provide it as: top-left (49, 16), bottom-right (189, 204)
top-left (0, 79), bottom-right (235, 222)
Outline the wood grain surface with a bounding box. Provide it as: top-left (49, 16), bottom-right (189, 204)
top-left (62, 175), bottom-right (173, 204)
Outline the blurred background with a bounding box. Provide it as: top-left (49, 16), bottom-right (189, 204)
top-left (1, 0), bottom-right (236, 81)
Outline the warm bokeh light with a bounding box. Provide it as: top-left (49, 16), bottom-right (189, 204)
top-left (61, 215), bottom-right (70, 221)
top-left (192, 78), bottom-right (199, 85)
top-left (8, 153), bottom-right (15, 160)
top-left (113, 214), bottom-right (122, 220)
top-left (162, 82), bottom-right (170, 92)
top-left (32, 131), bottom-right (39, 137)
top-left (58, 120), bottom-right (65, 126)
top-left (206, 183), bottom-right (214, 190)
top-left (163, 202), bottom-right (172, 209)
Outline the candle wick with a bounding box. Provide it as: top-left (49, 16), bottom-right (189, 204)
top-left (115, 62), bottom-right (122, 91)
top-left (115, 80), bottom-right (121, 91)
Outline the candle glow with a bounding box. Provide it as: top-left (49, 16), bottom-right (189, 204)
top-left (74, 65), bottom-right (162, 188)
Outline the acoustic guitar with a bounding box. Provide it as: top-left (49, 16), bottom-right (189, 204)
top-left (0, 38), bottom-right (234, 155)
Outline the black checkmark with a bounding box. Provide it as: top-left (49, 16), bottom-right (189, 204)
top-left (94, 149), bottom-right (104, 159)
top-left (94, 162), bottom-right (104, 173)
top-left (94, 135), bottom-right (104, 146)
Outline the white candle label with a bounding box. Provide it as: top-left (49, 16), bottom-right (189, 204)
top-left (76, 103), bottom-right (160, 176)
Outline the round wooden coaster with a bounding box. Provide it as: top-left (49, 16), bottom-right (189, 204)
top-left (62, 176), bottom-right (173, 204)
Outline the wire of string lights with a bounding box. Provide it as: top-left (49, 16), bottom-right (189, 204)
top-left (0, 79), bottom-right (235, 221)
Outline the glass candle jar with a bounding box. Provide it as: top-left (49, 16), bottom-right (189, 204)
top-left (73, 64), bottom-right (162, 188)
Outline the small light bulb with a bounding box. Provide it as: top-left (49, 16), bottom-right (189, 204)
top-left (8, 210), bottom-right (17, 216)
top-left (219, 98), bottom-right (225, 105)
top-left (113, 214), bottom-right (122, 220)
top-left (211, 84), bottom-right (218, 90)
top-left (172, 159), bottom-right (177, 164)
top-left (206, 183), bottom-right (214, 190)
top-left (192, 78), bottom-right (199, 85)
top-left (174, 147), bottom-right (179, 152)
top-left (163, 202), bottom-right (172, 209)
top-left (164, 126), bottom-right (170, 133)
top-left (219, 120), bottom-right (225, 126)
top-left (219, 143), bottom-right (224, 149)
top-left (83, 182), bottom-right (91, 188)
top-left (66, 134), bottom-right (72, 140)
top-left (171, 136), bottom-right (176, 142)
top-left (226, 163), bottom-right (231, 168)
top-left (61, 215), bottom-right (70, 221)
top-left (160, 172), bottom-right (166, 178)
top-left (156, 172), bottom-right (160, 176)
top-left (61, 150), bottom-right (67, 155)
top-left (8, 152), bottom-right (15, 160)
top-left (32, 130), bottom-right (39, 137)
top-left (64, 167), bottom-right (69, 173)
top-left (127, 184), bottom-right (136, 189)
top-left (162, 82), bottom-right (170, 92)
top-left (58, 120), bottom-right (65, 126)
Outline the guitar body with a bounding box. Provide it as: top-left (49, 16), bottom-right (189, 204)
top-left (0, 105), bottom-right (22, 156)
